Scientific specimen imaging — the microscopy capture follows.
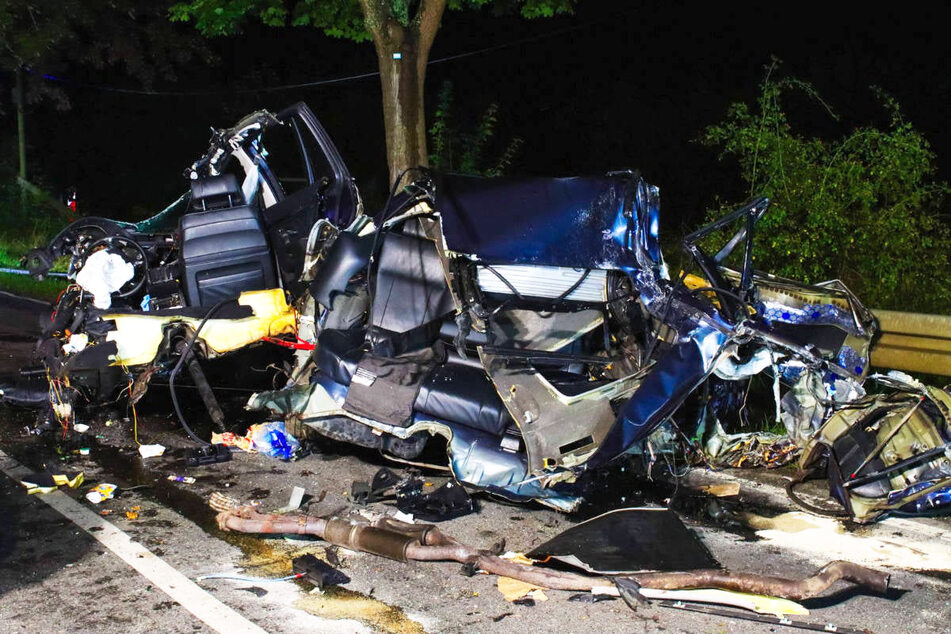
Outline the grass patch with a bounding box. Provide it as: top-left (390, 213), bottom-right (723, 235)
top-left (0, 271), bottom-right (65, 302)
top-left (0, 227), bottom-right (69, 302)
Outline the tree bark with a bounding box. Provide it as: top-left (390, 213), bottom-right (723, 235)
top-left (359, 0), bottom-right (446, 186)
top-left (15, 66), bottom-right (27, 214)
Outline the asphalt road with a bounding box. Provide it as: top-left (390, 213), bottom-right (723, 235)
top-left (1, 293), bottom-right (950, 633)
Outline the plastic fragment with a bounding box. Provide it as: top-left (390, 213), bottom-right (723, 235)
top-left (138, 444), bottom-right (165, 458)
top-left (20, 471), bottom-right (85, 494)
top-left (275, 486), bottom-right (306, 513)
top-left (86, 483), bottom-right (117, 504)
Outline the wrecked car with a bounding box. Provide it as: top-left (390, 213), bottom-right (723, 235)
top-left (9, 102), bottom-right (891, 512)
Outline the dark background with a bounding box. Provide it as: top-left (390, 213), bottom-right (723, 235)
top-left (8, 1), bottom-right (950, 235)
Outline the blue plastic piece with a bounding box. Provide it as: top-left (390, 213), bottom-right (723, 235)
top-left (894, 482), bottom-right (951, 515)
top-left (249, 421), bottom-right (300, 460)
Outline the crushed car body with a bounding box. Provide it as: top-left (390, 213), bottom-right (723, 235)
top-left (16, 101), bottom-right (948, 519)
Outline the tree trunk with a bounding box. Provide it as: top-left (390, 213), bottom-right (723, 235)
top-left (15, 67), bottom-right (26, 183)
top-left (360, 0), bottom-right (446, 187)
top-left (15, 66), bottom-right (27, 214)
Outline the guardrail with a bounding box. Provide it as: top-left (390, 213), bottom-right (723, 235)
top-left (0, 266), bottom-right (68, 278)
top-left (870, 310), bottom-right (951, 377)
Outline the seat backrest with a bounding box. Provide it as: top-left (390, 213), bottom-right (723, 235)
top-left (190, 174), bottom-right (243, 211)
top-left (367, 231), bottom-right (455, 356)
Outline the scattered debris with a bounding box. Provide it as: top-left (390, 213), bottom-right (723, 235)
top-left (396, 479), bottom-right (473, 522)
top-left (292, 554), bottom-right (350, 590)
top-left (352, 468), bottom-right (474, 521)
top-left (208, 423), bottom-right (300, 460)
top-left (695, 483), bottom-right (741, 497)
top-left (184, 443), bottom-right (232, 467)
top-left (167, 475), bottom-right (196, 484)
top-left (526, 508), bottom-right (717, 574)
top-left (791, 375), bottom-right (951, 522)
top-left (19, 470), bottom-right (84, 494)
top-left (210, 495), bottom-right (890, 604)
top-left (138, 443), bottom-right (165, 458)
top-left (656, 599), bottom-right (868, 634)
top-left (497, 576), bottom-right (548, 602)
top-left (210, 432), bottom-right (255, 453)
top-left (247, 421), bottom-right (300, 460)
top-left (86, 483), bottom-right (117, 504)
top-left (275, 486), bottom-right (307, 513)
top-left (568, 592), bottom-right (615, 604)
top-left (126, 505), bottom-right (141, 520)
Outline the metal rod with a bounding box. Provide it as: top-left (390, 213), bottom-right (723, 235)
top-left (175, 341), bottom-right (226, 433)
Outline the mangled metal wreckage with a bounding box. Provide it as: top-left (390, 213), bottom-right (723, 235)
top-left (15, 101), bottom-right (934, 516)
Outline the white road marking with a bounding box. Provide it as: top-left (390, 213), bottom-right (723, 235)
top-left (0, 448), bottom-right (269, 634)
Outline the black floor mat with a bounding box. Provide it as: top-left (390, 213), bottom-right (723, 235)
top-left (342, 349), bottom-right (437, 426)
top-left (526, 507), bottom-right (718, 574)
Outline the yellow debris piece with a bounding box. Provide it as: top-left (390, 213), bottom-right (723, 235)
top-left (105, 289), bottom-right (297, 366)
top-left (497, 576), bottom-right (548, 602)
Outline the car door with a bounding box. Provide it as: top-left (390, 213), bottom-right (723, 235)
top-left (257, 103), bottom-right (357, 296)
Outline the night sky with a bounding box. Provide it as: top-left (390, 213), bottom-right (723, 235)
top-left (12, 1), bottom-right (951, 237)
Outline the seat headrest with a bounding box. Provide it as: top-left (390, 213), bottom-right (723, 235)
top-left (190, 174), bottom-right (243, 210)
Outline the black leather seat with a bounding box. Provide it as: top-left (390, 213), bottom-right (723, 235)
top-left (180, 175), bottom-right (276, 306)
top-left (414, 361), bottom-right (513, 437)
top-left (316, 328), bottom-right (366, 386)
top-left (367, 230), bottom-right (455, 356)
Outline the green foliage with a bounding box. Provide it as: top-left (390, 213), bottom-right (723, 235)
top-left (0, 174), bottom-right (70, 299)
top-left (447, 0), bottom-right (575, 19)
top-left (169, 0), bottom-right (369, 41)
top-left (428, 81), bottom-right (522, 176)
top-left (170, 0), bottom-right (575, 41)
top-left (700, 61), bottom-right (951, 312)
top-left (1, 1), bottom-right (211, 109)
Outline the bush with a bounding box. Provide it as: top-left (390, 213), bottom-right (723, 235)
top-left (428, 81), bottom-right (523, 177)
top-left (700, 61), bottom-right (951, 313)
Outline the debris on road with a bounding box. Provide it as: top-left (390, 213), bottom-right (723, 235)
top-left (790, 374), bottom-right (951, 522)
top-left (246, 421), bottom-right (300, 460)
top-left (275, 485), bottom-right (306, 513)
top-left (209, 493), bottom-right (890, 605)
top-left (85, 482), bottom-right (117, 504)
top-left (291, 554), bottom-right (349, 590)
top-left (525, 508), bottom-right (717, 574)
top-left (137, 443), bottom-right (165, 458)
top-left (19, 470), bottom-right (84, 494)
top-left (498, 576), bottom-right (548, 602)
top-left (184, 443), bottom-right (232, 467)
top-left (352, 468), bottom-right (474, 521)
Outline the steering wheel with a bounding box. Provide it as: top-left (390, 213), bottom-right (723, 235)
top-left (80, 235), bottom-right (149, 298)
